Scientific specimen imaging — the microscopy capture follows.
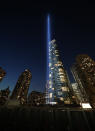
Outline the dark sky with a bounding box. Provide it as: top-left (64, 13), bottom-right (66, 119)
top-left (0, 1), bottom-right (95, 93)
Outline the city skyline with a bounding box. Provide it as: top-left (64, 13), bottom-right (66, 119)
top-left (0, 2), bottom-right (95, 131)
top-left (0, 3), bottom-right (95, 93)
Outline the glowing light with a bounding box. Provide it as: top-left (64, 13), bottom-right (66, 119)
top-left (46, 14), bottom-right (51, 104)
top-left (80, 103), bottom-right (92, 109)
top-left (49, 63), bottom-right (52, 67)
top-left (64, 100), bottom-right (71, 104)
top-left (49, 102), bottom-right (57, 105)
top-left (49, 93), bottom-right (52, 98)
top-left (49, 80), bottom-right (52, 84)
top-left (47, 14), bottom-right (51, 81)
top-left (49, 74), bottom-right (52, 77)
top-left (60, 97), bottom-right (64, 101)
top-left (62, 87), bottom-right (68, 91)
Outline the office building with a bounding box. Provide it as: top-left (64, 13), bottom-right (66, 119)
top-left (71, 54), bottom-right (95, 108)
top-left (47, 39), bottom-right (71, 104)
top-left (11, 69), bottom-right (32, 104)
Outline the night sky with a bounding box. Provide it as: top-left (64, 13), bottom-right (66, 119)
top-left (0, 1), bottom-right (95, 93)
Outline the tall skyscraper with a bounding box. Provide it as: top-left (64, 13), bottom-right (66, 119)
top-left (11, 69), bottom-right (32, 104)
top-left (71, 54), bottom-right (95, 108)
top-left (46, 15), bottom-right (71, 104)
top-left (0, 67), bottom-right (6, 82)
top-left (47, 39), bottom-right (71, 104)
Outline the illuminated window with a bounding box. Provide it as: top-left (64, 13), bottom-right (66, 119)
top-left (60, 97), bottom-right (64, 101)
top-left (81, 103), bottom-right (92, 109)
top-left (60, 75), bottom-right (64, 78)
top-left (57, 61), bottom-right (62, 66)
top-left (49, 93), bottom-right (52, 98)
top-left (49, 85), bottom-right (52, 88)
top-left (49, 63), bottom-right (52, 67)
top-left (56, 54), bottom-right (59, 56)
top-left (49, 81), bottom-right (52, 84)
top-left (55, 64), bottom-right (58, 66)
top-left (59, 68), bottom-right (63, 72)
top-left (58, 92), bottom-right (62, 96)
top-left (60, 78), bottom-right (65, 82)
top-left (17, 96), bottom-right (20, 98)
top-left (59, 72), bottom-right (64, 75)
top-left (49, 74), bottom-right (52, 77)
top-left (62, 87), bottom-right (68, 91)
top-left (64, 100), bottom-right (70, 104)
top-left (87, 63), bottom-right (91, 67)
top-left (49, 102), bottom-right (57, 105)
top-left (58, 64), bottom-right (62, 66)
top-left (55, 50), bottom-right (58, 53)
top-left (57, 61), bottom-right (62, 64)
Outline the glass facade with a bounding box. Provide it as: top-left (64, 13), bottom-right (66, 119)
top-left (47, 39), bottom-right (71, 104)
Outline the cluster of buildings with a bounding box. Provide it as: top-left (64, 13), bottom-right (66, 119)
top-left (44, 15), bottom-right (95, 109)
top-left (0, 15), bottom-right (94, 109)
top-left (46, 39), bottom-right (95, 109)
top-left (0, 39), bottom-right (95, 109)
top-left (0, 68), bottom-right (45, 106)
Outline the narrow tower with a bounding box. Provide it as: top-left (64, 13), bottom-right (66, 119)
top-left (11, 69), bottom-right (32, 104)
top-left (47, 39), bottom-right (71, 104)
top-left (46, 15), bottom-right (71, 104)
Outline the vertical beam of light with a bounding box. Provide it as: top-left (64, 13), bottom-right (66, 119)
top-left (47, 14), bottom-right (51, 81)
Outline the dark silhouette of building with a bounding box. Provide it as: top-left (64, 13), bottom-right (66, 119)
top-left (0, 67), bottom-right (6, 82)
top-left (28, 91), bottom-right (45, 106)
top-left (71, 54), bottom-right (95, 108)
top-left (0, 87), bottom-right (10, 105)
top-left (71, 64), bottom-right (89, 104)
top-left (11, 69), bottom-right (32, 104)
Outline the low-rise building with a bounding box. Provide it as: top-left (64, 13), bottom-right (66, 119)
top-left (28, 91), bottom-right (45, 106)
top-left (0, 87), bottom-right (10, 105)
